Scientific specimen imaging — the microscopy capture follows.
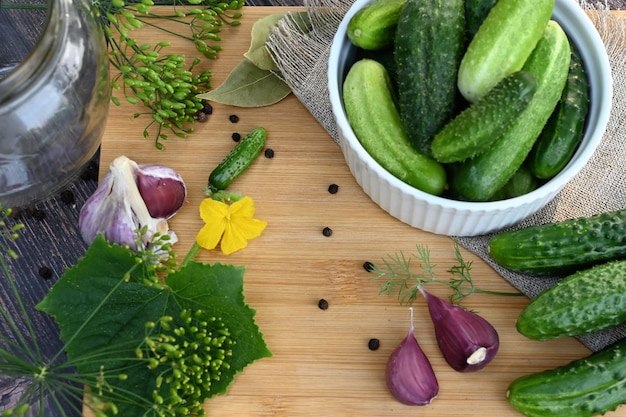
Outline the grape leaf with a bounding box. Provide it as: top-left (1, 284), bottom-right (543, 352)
top-left (36, 235), bottom-right (271, 416)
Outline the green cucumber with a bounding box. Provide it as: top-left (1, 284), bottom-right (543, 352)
top-left (529, 46), bottom-right (590, 179)
top-left (507, 337), bottom-right (626, 417)
top-left (464, 0), bottom-right (498, 39)
top-left (394, 0), bottom-right (466, 156)
top-left (208, 127), bottom-right (267, 191)
top-left (488, 209), bottom-right (626, 276)
top-left (449, 20), bottom-right (570, 202)
top-left (347, 0), bottom-right (406, 50)
top-left (343, 58), bottom-right (447, 195)
top-left (458, 0), bottom-right (554, 103)
top-left (431, 70), bottom-right (537, 164)
top-left (489, 162), bottom-right (538, 201)
top-left (516, 259), bottom-right (626, 340)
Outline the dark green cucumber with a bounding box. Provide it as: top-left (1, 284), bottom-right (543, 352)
top-left (347, 0), bottom-right (406, 50)
top-left (529, 46), bottom-right (590, 179)
top-left (431, 70), bottom-right (537, 163)
top-left (516, 259), bottom-right (626, 340)
top-left (489, 162), bottom-right (538, 201)
top-left (343, 59), bottom-right (447, 195)
top-left (507, 337), bottom-right (626, 417)
top-left (394, 0), bottom-right (466, 156)
top-left (464, 0), bottom-right (498, 39)
top-left (488, 209), bottom-right (626, 276)
top-left (449, 21), bottom-right (570, 201)
top-left (208, 127), bottom-right (267, 191)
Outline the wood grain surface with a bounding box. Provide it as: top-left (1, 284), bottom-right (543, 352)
top-left (97, 6), bottom-right (620, 417)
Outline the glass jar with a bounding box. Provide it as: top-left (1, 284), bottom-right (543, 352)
top-left (0, 0), bottom-right (110, 207)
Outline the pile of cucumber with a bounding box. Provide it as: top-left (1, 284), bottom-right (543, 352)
top-left (487, 210), bottom-right (626, 417)
top-left (343, 0), bottom-right (590, 201)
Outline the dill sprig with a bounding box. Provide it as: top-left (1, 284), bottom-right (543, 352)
top-left (95, 0), bottom-right (244, 148)
top-left (372, 243), bottom-right (522, 305)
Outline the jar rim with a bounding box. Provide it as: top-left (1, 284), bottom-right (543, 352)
top-left (0, 0), bottom-right (64, 103)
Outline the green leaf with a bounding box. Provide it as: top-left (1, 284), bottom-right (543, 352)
top-left (244, 13), bottom-right (286, 71)
top-left (244, 11), bottom-right (311, 72)
top-left (197, 59), bottom-right (291, 107)
top-left (37, 235), bottom-right (271, 416)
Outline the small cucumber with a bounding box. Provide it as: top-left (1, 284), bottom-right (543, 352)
top-left (343, 58), bottom-right (447, 195)
top-left (449, 21), bottom-right (570, 202)
top-left (457, 0), bottom-right (554, 103)
top-left (516, 259), bottom-right (626, 340)
top-left (507, 337), bottom-right (626, 417)
top-left (208, 127), bottom-right (267, 191)
top-left (347, 0), bottom-right (406, 50)
top-left (488, 209), bottom-right (626, 276)
top-left (394, 0), bottom-right (466, 156)
top-left (489, 162), bottom-right (538, 201)
top-left (529, 46), bottom-right (590, 179)
top-left (464, 0), bottom-right (498, 39)
top-left (431, 70), bottom-right (537, 164)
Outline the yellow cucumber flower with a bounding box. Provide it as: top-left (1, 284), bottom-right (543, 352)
top-left (196, 196), bottom-right (267, 255)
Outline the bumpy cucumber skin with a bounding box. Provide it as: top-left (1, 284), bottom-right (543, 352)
top-left (343, 59), bottom-right (447, 195)
top-left (347, 0), bottom-right (406, 50)
top-left (208, 127), bottom-right (267, 191)
top-left (488, 209), bottom-right (626, 276)
top-left (507, 337), bottom-right (626, 417)
top-left (394, 0), bottom-right (466, 156)
top-left (458, 0), bottom-right (554, 103)
top-left (449, 21), bottom-right (570, 202)
top-left (516, 259), bottom-right (626, 340)
top-left (529, 46), bottom-right (590, 179)
top-left (464, 0), bottom-right (498, 39)
top-left (431, 70), bottom-right (537, 164)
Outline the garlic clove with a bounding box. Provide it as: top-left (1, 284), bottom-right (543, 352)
top-left (79, 156), bottom-right (178, 251)
top-left (386, 307), bottom-right (439, 405)
top-left (79, 171), bottom-right (139, 250)
top-left (420, 288), bottom-right (499, 372)
top-left (136, 163), bottom-right (187, 219)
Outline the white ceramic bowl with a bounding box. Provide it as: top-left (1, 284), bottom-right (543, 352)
top-left (328, 0), bottom-right (612, 236)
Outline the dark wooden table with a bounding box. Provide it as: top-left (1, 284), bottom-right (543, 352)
top-left (0, 0), bottom-right (623, 415)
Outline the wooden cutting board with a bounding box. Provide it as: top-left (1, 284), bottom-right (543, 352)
top-left (99, 7), bottom-right (618, 416)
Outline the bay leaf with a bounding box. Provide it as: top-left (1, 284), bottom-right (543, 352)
top-left (197, 58), bottom-right (291, 107)
top-left (244, 13), bottom-right (286, 71)
top-left (244, 11), bottom-right (311, 72)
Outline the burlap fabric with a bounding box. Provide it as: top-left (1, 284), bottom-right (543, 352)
top-left (267, 1), bottom-right (626, 352)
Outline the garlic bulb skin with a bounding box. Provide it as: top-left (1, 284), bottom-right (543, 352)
top-left (386, 308), bottom-right (439, 405)
top-left (79, 156), bottom-right (182, 250)
top-left (421, 288), bottom-right (499, 372)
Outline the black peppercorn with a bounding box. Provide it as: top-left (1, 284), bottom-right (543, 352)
top-left (363, 261), bottom-right (375, 272)
top-left (32, 209), bottom-right (46, 221)
top-left (228, 114), bottom-right (239, 123)
top-left (328, 183), bottom-right (339, 194)
top-left (231, 132), bottom-right (241, 142)
top-left (202, 102), bottom-right (213, 115)
top-left (38, 266), bottom-right (53, 280)
top-left (322, 226), bottom-right (332, 237)
top-left (318, 298), bottom-right (329, 310)
top-left (196, 111), bottom-right (208, 122)
top-left (368, 338), bottom-right (380, 351)
top-left (264, 148), bottom-right (274, 158)
top-left (60, 189), bottom-right (75, 205)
